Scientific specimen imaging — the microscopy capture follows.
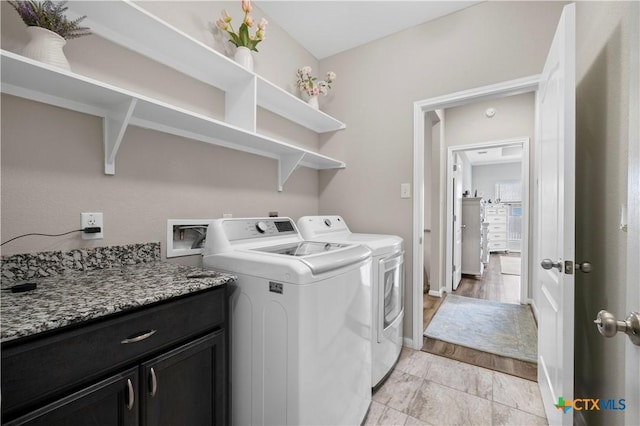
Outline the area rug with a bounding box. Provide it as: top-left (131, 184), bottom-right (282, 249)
top-left (500, 256), bottom-right (521, 276)
top-left (424, 295), bottom-right (537, 363)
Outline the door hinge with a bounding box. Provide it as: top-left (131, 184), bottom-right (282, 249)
top-left (453, 265), bottom-right (456, 272)
top-left (564, 260), bottom-right (573, 274)
top-left (453, 164), bottom-right (458, 172)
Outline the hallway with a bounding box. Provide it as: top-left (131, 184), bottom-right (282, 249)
top-left (455, 253), bottom-right (521, 304)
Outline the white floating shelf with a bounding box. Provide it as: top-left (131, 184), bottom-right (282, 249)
top-left (256, 77), bottom-right (345, 133)
top-left (66, 0), bottom-right (346, 134)
top-left (67, 0), bottom-right (253, 92)
top-left (0, 50), bottom-right (345, 191)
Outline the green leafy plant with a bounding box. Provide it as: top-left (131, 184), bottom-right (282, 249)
top-left (214, 0), bottom-right (267, 52)
top-left (8, 1), bottom-right (91, 40)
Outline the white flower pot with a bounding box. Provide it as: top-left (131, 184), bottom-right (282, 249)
top-left (22, 26), bottom-right (70, 71)
top-left (306, 95), bottom-right (319, 110)
top-left (233, 46), bottom-right (253, 72)
top-left (301, 91), bottom-right (319, 109)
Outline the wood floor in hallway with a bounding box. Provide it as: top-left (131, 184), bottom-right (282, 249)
top-left (421, 253), bottom-right (537, 381)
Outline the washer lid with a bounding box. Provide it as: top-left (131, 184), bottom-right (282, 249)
top-left (318, 234), bottom-right (403, 256)
top-left (252, 241), bottom-right (350, 256)
top-left (252, 242), bottom-right (371, 275)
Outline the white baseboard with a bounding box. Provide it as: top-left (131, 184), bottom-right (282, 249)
top-left (428, 287), bottom-right (445, 298)
top-left (529, 298), bottom-right (539, 322)
top-left (403, 336), bottom-right (422, 350)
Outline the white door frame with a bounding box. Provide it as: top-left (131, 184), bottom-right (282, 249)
top-left (451, 152), bottom-right (463, 290)
top-left (444, 138), bottom-right (530, 303)
top-left (625, 2), bottom-right (640, 422)
top-left (411, 75), bottom-right (540, 349)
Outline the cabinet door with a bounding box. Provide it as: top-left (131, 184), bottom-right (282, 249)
top-left (6, 368), bottom-right (138, 426)
top-left (141, 331), bottom-right (226, 426)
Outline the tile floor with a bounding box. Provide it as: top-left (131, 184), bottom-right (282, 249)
top-left (365, 347), bottom-right (548, 426)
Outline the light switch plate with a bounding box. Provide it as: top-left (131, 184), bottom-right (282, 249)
top-left (401, 183), bottom-right (411, 199)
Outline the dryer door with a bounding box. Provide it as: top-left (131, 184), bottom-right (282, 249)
top-left (378, 251), bottom-right (404, 342)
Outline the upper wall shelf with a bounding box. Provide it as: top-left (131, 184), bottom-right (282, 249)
top-left (65, 0), bottom-right (346, 133)
top-left (256, 77), bottom-right (345, 133)
top-left (0, 50), bottom-right (345, 191)
top-left (2, 1), bottom-right (347, 191)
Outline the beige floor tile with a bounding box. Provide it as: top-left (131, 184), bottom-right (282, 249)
top-left (373, 370), bottom-right (424, 414)
top-left (364, 401), bottom-right (409, 426)
top-left (395, 346), bottom-right (437, 378)
top-left (424, 354), bottom-right (493, 399)
top-left (492, 401), bottom-right (549, 425)
top-left (408, 380), bottom-right (492, 425)
top-left (492, 372), bottom-right (546, 418)
top-left (404, 415), bottom-right (433, 426)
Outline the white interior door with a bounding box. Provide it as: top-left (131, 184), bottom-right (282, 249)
top-left (535, 4), bottom-right (575, 425)
top-left (452, 155), bottom-right (463, 289)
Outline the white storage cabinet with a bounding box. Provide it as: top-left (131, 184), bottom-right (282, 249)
top-left (485, 204), bottom-right (509, 252)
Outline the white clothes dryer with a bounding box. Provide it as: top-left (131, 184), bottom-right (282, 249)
top-left (297, 215), bottom-right (404, 388)
top-left (202, 217), bottom-right (372, 426)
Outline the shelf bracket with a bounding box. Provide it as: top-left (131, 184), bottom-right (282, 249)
top-left (277, 153), bottom-right (306, 192)
top-left (104, 98), bottom-right (137, 175)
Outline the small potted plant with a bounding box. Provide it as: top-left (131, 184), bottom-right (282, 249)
top-left (8, 0), bottom-right (91, 71)
top-left (296, 66), bottom-right (336, 109)
top-left (213, 0), bottom-right (267, 72)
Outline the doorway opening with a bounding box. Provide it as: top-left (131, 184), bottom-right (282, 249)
top-left (412, 76), bottom-right (540, 349)
top-left (446, 137), bottom-right (530, 305)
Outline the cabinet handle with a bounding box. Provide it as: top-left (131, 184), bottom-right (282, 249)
top-left (149, 367), bottom-right (158, 397)
top-left (120, 329), bottom-right (157, 344)
top-left (126, 378), bottom-right (135, 410)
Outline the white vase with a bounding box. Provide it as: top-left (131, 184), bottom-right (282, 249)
top-left (302, 91), bottom-right (320, 109)
top-left (233, 46), bottom-right (253, 72)
top-left (305, 94), bottom-right (319, 110)
top-left (22, 26), bottom-right (70, 71)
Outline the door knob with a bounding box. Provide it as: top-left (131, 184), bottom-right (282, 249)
top-left (594, 310), bottom-right (640, 346)
top-left (541, 258), bottom-right (562, 271)
top-left (575, 261), bottom-right (592, 273)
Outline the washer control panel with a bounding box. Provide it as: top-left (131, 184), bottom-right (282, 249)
top-left (297, 215), bottom-right (350, 236)
top-left (223, 218), bottom-right (297, 241)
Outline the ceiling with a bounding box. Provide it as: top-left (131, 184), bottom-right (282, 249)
top-left (256, 1), bottom-right (482, 59)
top-left (461, 146), bottom-right (523, 166)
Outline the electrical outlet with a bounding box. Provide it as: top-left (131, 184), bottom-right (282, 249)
top-left (81, 212), bottom-right (104, 240)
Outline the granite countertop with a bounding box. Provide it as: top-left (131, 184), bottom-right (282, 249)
top-left (1, 262), bottom-right (236, 343)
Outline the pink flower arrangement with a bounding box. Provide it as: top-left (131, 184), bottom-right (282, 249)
top-left (296, 66), bottom-right (336, 97)
top-left (214, 0), bottom-right (267, 52)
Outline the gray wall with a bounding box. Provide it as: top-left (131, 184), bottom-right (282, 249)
top-left (472, 162), bottom-right (522, 202)
top-left (574, 2), bottom-right (635, 425)
top-left (0, 1), bottom-right (323, 262)
top-left (445, 93), bottom-right (536, 147)
top-left (317, 1), bottom-right (565, 338)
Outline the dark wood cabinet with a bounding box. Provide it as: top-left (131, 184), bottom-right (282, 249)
top-left (142, 331), bottom-right (226, 426)
top-left (2, 287), bottom-right (228, 426)
top-left (5, 368), bottom-right (139, 426)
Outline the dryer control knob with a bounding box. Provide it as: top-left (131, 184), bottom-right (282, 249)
top-left (324, 219), bottom-right (332, 227)
top-left (255, 221), bottom-right (268, 233)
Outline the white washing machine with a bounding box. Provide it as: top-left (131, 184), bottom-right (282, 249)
top-left (202, 217), bottom-right (372, 426)
top-left (297, 215), bottom-right (404, 388)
